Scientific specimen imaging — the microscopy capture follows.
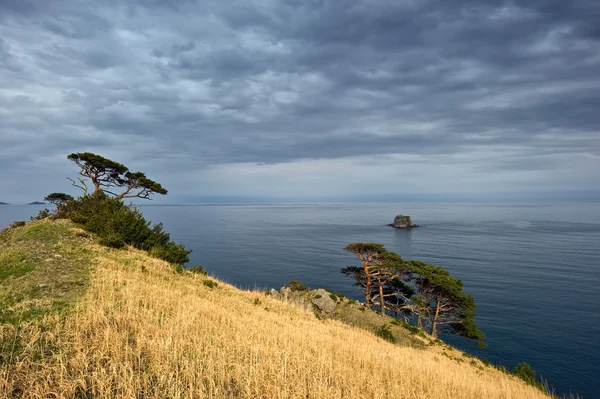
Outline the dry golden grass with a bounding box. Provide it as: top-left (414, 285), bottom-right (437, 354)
top-left (1, 223), bottom-right (552, 399)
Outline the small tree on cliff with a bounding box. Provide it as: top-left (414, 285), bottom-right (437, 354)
top-left (341, 243), bottom-right (386, 309)
top-left (67, 152), bottom-right (167, 200)
top-left (372, 251), bottom-right (415, 317)
top-left (408, 261), bottom-right (486, 346)
top-left (44, 192), bottom-right (74, 210)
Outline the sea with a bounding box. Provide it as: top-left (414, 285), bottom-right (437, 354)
top-left (1, 203), bottom-right (599, 398)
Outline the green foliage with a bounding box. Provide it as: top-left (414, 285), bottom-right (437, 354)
top-left (343, 242), bottom-right (386, 255)
top-left (286, 280), bottom-right (308, 292)
top-left (328, 291), bottom-right (346, 301)
top-left (203, 280), bottom-right (218, 289)
top-left (10, 221), bottom-right (26, 228)
top-left (390, 319), bottom-right (421, 335)
top-left (67, 152), bottom-right (128, 176)
top-left (188, 265), bottom-right (207, 275)
top-left (514, 362), bottom-right (536, 385)
top-left (67, 152), bottom-right (167, 200)
top-left (374, 324), bottom-right (395, 343)
top-left (495, 364), bottom-right (509, 374)
top-left (63, 192), bottom-right (190, 265)
top-left (120, 171), bottom-right (168, 199)
top-left (341, 243), bottom-right (486, 347)
top-left (173, 264), bottom-right (186, 274)
top-left (149, 242), bottom-right (191, 265)
top-left (44, 192), bottom-right (74, 208)
top-left (30, 209), bottom-right (52, 221)
top-left (98, 234), bottom-right (125, 249)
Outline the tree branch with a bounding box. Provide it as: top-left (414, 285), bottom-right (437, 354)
top-left (67, 177), bottom-right (88, 195)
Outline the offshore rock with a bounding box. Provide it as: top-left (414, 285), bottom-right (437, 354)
top-left (389, 215), bottom-right (419, 228)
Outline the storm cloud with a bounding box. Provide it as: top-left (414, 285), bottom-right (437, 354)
top-left (1, 0), bottom-right (599, 202)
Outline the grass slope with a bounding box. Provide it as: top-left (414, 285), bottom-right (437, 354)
top-left (0, 220), bottom-right (551, 398)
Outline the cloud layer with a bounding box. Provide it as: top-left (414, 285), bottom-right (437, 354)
top-left (1, 0), bottom-right (599, 202)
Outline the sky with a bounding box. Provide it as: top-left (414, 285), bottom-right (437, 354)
top-left (1, 0), bottom-right (599, 204)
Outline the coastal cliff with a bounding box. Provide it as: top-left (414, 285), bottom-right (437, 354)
top-left (0, 220), bottom-right (549, 399)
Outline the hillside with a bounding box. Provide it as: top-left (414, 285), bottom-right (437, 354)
top-left (0, 220), bottom-right (551, 399)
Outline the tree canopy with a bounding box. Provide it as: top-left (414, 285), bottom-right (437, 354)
top-left (43, 192), bottom-right (74, 207)
top-left (342, 243), bottom-right (387, 309)
top-left (342, 244), bottom-right (485, 346)
top-left (67, 152), bottom-right (167, 200)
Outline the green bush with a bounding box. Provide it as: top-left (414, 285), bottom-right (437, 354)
top-left (374, 324), bottom-right (395, 343)
top-left (328, 291), bottom-right (346, 301)
top-left (173, 264), bottom-right (186, 274)
top-left (30, 209), bottom-right (51, 221)
top-left (390, 319), bottom-right (421, 335)
top-left (188, 265), bottom-right (207, 275)
top-left (203, 280), bottom-right (218, 289)
top-left (10, 221), bottom-right (26, 228)
top-left (99, 234), bottom-right (125, 248)
top-left (514, 362), bottom-right (536, 385)
top-left (286, 280), bottom-right (308, 292)
top-left (63, 192), bottom-right (191, 265)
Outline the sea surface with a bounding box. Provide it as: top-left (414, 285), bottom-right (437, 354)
top-left (1, 203), bottom-right (599, 398)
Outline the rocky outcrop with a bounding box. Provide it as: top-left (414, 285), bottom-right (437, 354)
top-left (389, 215), bottom-right (419, 228)
top-left (269, 286), bottom-right (341, 315)
top-left (267, 285), bottom-right (423, 347)
top-left (310, 288), bottom-right (337, 314)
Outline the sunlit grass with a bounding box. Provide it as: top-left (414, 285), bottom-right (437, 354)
top-left (0, 220), bottom-right (556, 398)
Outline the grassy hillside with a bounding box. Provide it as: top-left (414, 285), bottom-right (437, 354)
top-left (0, 220), bottom-right (552, 398)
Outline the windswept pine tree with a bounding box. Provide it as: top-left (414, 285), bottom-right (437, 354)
top-left (342, 244), bottom-right (485, 347)
top-left (407, 261), bottom-right (486, 346)
top-left (67, 152), bottom-right (167, 200)
top-left (375, 251), bottom-right (415, 317)
top-left (341, 243), bottom-right (386, 309)
top-left (44, 193), bottom-right (74, 211)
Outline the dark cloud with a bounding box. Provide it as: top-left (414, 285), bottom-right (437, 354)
top-left (0, 0), bottom-right (599, 201)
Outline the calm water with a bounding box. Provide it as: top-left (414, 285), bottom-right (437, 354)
top-left (1, 203), bottom-right (599, 397)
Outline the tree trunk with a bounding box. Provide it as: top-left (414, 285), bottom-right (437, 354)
top-left (378, 275), bottom-right (385, 316)
top-left (363, 260), bottom-right (371, 308)
top-left (431, 299), bottom-right (440, 338)
top-left (92, 172), bottom-right (100, 192)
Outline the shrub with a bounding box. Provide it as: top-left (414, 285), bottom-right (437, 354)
top-left (30, 209), bottom-right (51, 221)
top-left (63, 192), bottom-right (191, 265)
top-left (173, 264), bottom-right (186, 274)
top-left (514, 362), bottom-right (536, 385)
top-left (10, 221), bottom-right (26, 228)
top-left (286, 280), bottom-right (308, 292)
top-left (188, 265), bottom-right (207, 275)
top-left (99, 234), bottom-right (125, 249)
top-left (329, 291), bottom-right (346, 301)
top-left (374, 324), bottom-right (395, 343)
top-left (203, 280), bottom-right (218, 289)
top-left (149, 242), bottom-right (190, 265)
top-left (390, 319), bottom-right (421, 335)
